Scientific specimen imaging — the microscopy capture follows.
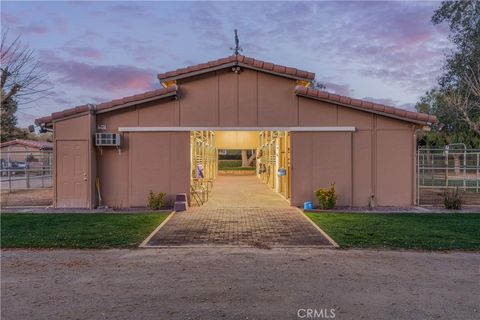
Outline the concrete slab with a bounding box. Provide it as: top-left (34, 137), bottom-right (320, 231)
top-left (202, 176), bottom-right (290, 208)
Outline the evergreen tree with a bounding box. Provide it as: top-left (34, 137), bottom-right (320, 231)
top-left (0, 92), bottom-right (28, 142)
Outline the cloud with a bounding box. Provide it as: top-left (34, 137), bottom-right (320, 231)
top-left (63, 47), bottom-right (102, 60)
top-left (17, 24), bottom-right (48, 35)
top-left (213, 1), bottom-right (448, 97)
top-left (362, 96), bottom-right (400, 106)
top-left (185, 2), bottom-right (230, 51)
top-left (3, 0), bottom-right (451, 112)
top-left (41, 55), bottom-right (156, 92)
top-left (109, 4), bottom-right (151, 18)
top-left (362, 97), bottom-right (416, 111)
top-left (322, 82), bottom-right (354, 97)
top-left (1, 13), bottom-right (20, 26)
top-left (16, 111), bottom-right (37, 125)
top-left (179, 1), bottom-right (448, 98)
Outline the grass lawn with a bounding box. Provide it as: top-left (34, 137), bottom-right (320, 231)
top-left (306, 212), bottom-right (480, 250)
top-left (218, 167), bottom-right (256, 171)
top-left (1, 213), bottom-right (169, 249)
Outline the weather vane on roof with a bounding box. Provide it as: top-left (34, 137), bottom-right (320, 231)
top-left (230, 29), bottom-right (243, 55)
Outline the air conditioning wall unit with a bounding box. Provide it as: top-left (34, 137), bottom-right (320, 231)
top-left (95, 133), bottom-right (121, 147)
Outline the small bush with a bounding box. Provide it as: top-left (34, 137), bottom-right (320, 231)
top-left (444, 187), bottom-right (462, 210)
top-left (315, 184), bottom-right (337, 209)
top-left (147, 191), bottom-right (166, 210)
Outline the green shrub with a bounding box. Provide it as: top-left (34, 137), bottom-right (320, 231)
top-left (444, 187), bottom-right (462, 210)
top-left (147, 191), bottom-right (166, 210)
top-left (315, 184), bottom-right (337, 209)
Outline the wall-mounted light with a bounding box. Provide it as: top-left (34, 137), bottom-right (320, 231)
top-left (231, 66), bottom-right (242, 74)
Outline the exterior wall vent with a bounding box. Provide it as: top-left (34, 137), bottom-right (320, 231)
top-left (95, 133), bottom-right (121, 147)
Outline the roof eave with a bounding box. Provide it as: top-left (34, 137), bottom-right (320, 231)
top-left (96, 91), bottom-right (177, 114)
top-left (158, 61), bottom-right (314, 84)
top-left (295, 91), bottom-right (437, 126)
top-left (34, 87), bottom-right (178, 128)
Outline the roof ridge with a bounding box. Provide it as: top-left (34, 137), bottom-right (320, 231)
top-left (295, 86), bottom-right (437, 124)
top-left (157, 55), bottom-right (315, 82)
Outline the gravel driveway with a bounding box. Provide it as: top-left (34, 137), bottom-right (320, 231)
top-left (2, 248), bottom-right (478, 320)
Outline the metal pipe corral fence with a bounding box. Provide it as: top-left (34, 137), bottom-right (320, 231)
top-left (0, 150), bottom-right (53, 190)
top-left (417, 147), bottom-right (480, 205)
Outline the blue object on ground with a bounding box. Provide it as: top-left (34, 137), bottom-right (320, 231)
top-left (304, 201), bottom-right (313, 210)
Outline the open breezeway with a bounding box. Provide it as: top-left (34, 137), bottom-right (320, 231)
top-left (145, 176), bottom-right (333, 247)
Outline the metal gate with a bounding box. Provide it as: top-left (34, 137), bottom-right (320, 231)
top-left (417, 146), bottom-right (480, 205)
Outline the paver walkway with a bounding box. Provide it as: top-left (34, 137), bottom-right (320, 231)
top-left (146, 176), bottom-right (332, 247)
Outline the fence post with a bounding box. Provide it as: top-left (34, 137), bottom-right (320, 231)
top-left (417, 148), bottom-right (420, 205)
top-left (463, 149), bottom-right (466, 191)
top-left (477, 152), bottom-right (479, 193)
top-left (445, 152), bottom-right (449, 191)
top-left (25, 166), bottom-right (30, 188)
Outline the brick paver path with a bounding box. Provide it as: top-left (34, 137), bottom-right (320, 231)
top-left (146, 176), bottom-right (332, 247)
top-left (146, 207), bottom-right (332, 247)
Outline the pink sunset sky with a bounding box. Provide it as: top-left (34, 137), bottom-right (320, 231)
top-left (1, 1), bottom-right (451, 126)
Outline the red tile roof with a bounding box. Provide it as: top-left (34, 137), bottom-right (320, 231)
top-left (157, 55), bottom-right (315, 83)
top-left (95, 85), bottom-right (177, 112)
top-left (35, 85), bottom-right (178, 126)
top-left (0, 139), bottom-right (53, 150)
top-left (295, 86), bottom-right (437, 124)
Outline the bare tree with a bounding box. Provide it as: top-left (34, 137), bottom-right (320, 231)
top-left (444, 64), bottom-right (480, 136)
top-left (1, 28), bottom-right (51, 106)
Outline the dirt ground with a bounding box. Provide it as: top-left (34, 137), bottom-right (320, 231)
top-left (0, 189), bottom-right (52, 207)
top-left (1, 248), bottom-right (478, 320)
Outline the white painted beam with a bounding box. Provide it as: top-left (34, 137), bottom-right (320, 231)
top-left (118, 126), bottom-right (356, 132)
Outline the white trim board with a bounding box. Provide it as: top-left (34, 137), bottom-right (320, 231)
top-left (118, 126), bottom-right (356, 132)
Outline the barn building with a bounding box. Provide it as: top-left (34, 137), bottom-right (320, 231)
top-left (35, 55), bottom-right (436, 209)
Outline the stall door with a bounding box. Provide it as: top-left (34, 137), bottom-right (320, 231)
top-left (56, 140), bottom-right (88, 208)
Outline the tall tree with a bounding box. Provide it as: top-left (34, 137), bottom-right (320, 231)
top-left (1, 29), bottom-right (50, 105)
top-left (1, 28), bottom-right (50, 141)
top-left (432, 0), bottom-right (480, 89)
top-left (417, 0), bottom-right (480, 147)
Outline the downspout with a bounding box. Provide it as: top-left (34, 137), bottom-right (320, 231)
top-left (414, 126), bottom-right (419, 206)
